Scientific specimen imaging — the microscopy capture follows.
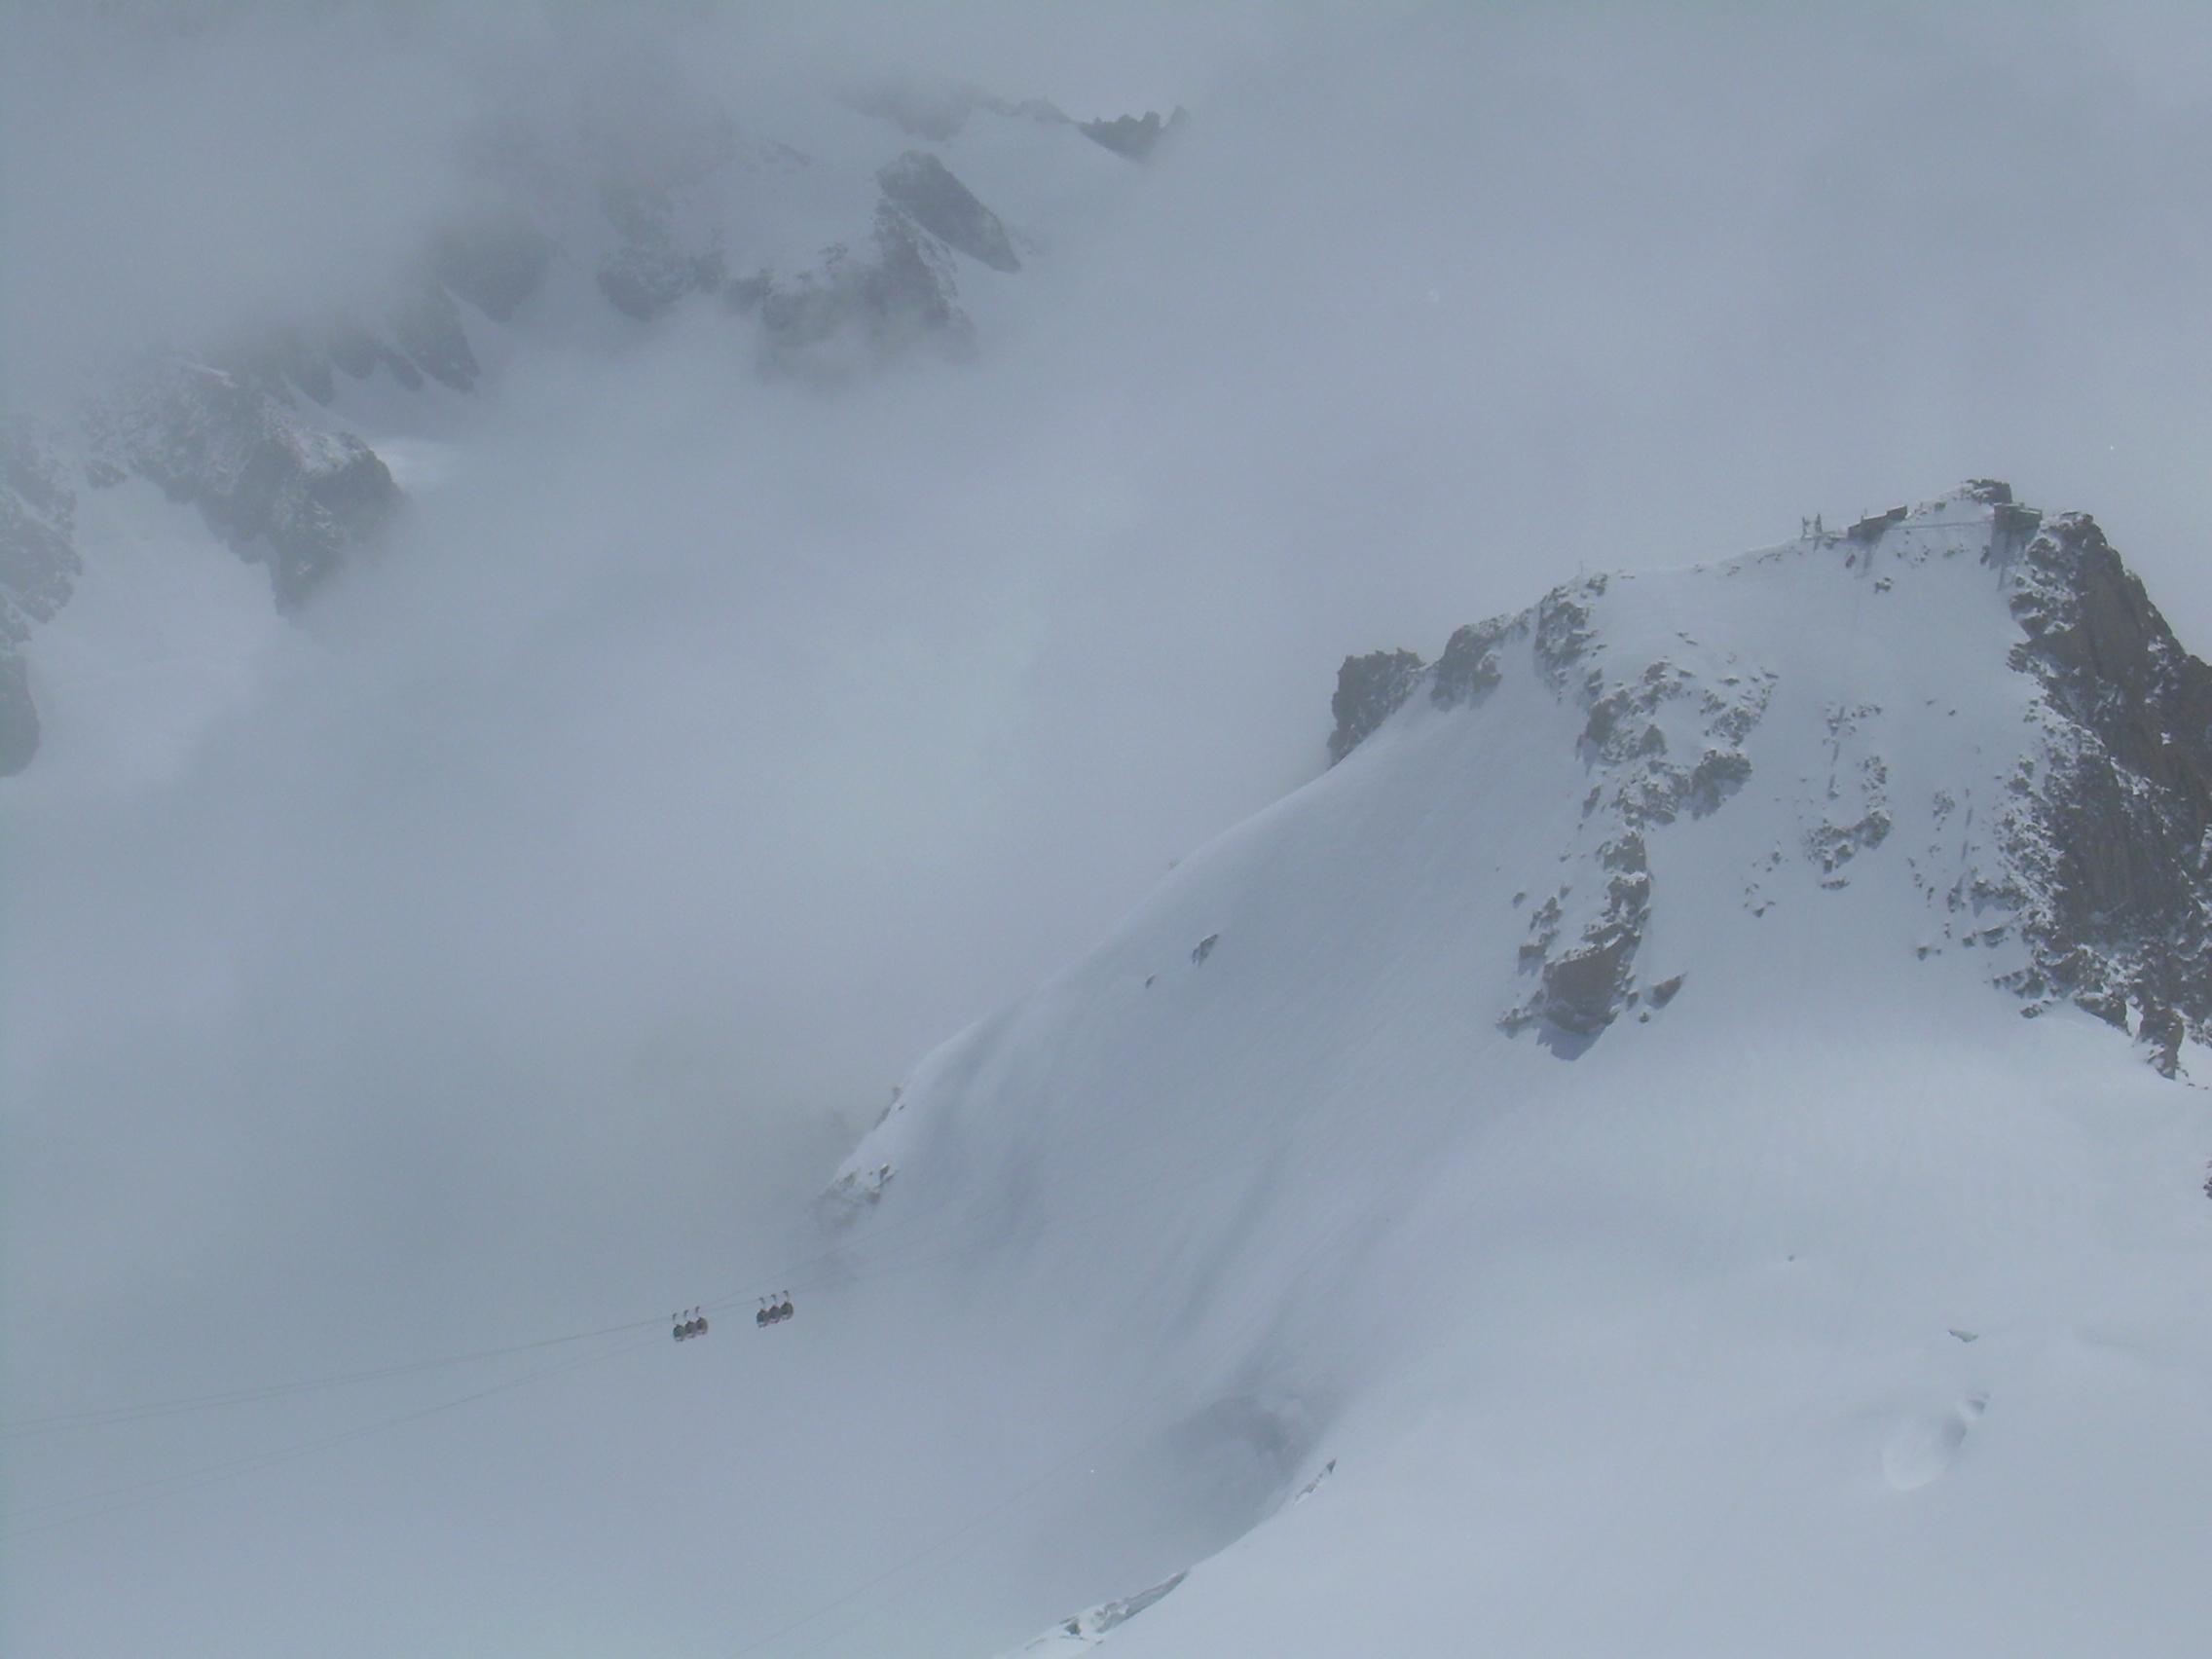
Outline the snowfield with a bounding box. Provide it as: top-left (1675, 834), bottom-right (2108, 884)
top-left (819, 490), bottom-right (2212, 1656)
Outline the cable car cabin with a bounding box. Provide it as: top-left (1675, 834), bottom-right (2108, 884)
top-left (671, 1309), bottom-right (709, 1342)
top-left (755, 1295), bottom-right (793, 1327)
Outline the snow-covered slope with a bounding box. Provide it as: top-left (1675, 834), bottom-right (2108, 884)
top-left (818, 487), bottom-right (2212, 1655)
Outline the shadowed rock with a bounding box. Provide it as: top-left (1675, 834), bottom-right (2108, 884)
top-left (747, 204), bottom-right (973, 373)
top-left (387, 281), bottom-right (479, 390)
top-left (876, 152), bottom-right (1020, 273)
top-left (2002, 510), bottom-right (2212, 1072)
top-left (1430, 615), bottom-right (1514, 710)
top-left (1080, 109), bottom-right (1187, 161)
top-left (89, 357), bottom-right (399, 610)
top-left (1329, 648), bottom-right (1424, 763)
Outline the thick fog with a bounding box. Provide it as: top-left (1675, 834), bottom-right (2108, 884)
top-left (11, 4), bottom-right (2212, 1656)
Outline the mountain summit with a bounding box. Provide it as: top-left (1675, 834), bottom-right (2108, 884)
top-left (823, 485), bottom-right (2212, 1656)
top-left (1322, 482), bottom-right (2212, 1073)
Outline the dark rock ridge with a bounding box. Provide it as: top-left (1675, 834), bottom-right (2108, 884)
top-left (1997, 507), bottom-right (2212, 1074)
top-left (1329, 570), bottom-right (1771, 1050)
top-left (1325, 483), bottom-right (2212, 1071)
top-left (739, 203), bottom-right (975, 371)
top-left (1079, 109), bottom-right (1188, 161)
top-left (87, 357), bottom-right (399, 611)
top-left (876, 152), bottom-right (1021, 273)
top-left (1328, 649), bottom-right (1423, 763)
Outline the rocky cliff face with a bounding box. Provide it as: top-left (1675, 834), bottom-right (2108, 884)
top-left (1996, 507), bottom-right (2212, 1072)
top-left (88, 357), bottom-right (400, 612)
top-left (1328, 485), bottom-right (2212, 1068)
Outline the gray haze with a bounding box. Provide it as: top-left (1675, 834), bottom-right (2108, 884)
top-left (11, 3), bottom-right (2212, 1655)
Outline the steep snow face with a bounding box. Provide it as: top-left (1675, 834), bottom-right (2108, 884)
top-left (823, 488), bottom-right (2212, 1656)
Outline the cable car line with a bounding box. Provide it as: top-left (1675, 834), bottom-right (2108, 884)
top-left (4, 1066), bottom-right (1309, 1443)
top-left (9, 1055), bottom-right (1419, 1548)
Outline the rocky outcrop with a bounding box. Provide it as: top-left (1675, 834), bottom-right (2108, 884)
top-left (1078, 109), bottom-right (1187, 161)
top-left (875, 152), bottom-right (1021, 273)
top-left (1997, 510), bottom-right (2212, 1073)
top-left (1328, 648), bottom-right (1424, 763)
top-left (1429, 614), bottom-right (1515, 711)
top-left (1502, 638), bottom-right (1768, 1045)
top-left (1509, 832), bottom-right (1653, 1043)
top-left (742, 203), bottom-right (974, 372)
top-left (1325, 571), bottom-right (1770, 1050)
top-left (88, 357), bottom-right (399, 610)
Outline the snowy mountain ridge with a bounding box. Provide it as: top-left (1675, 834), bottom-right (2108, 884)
top-left (0, 81), bottom-right (1173, 776)
top-left (814, 483), bottom-right (2212, 1656)
top-left (1321, 482), bottom-right (2212, 1072)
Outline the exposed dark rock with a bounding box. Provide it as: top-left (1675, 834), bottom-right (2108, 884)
top-left (1192, 933), bottom-right (1220, 965)
top-left (751, 204), bottom-right (974, 371)
top-left (1647, 973), bottom-right (1685, 1008)
top-left (386, 281), bottom-right (480, 390)
top-left (876, 152), bottom-right (1020, 273)
top-left (1535, 862), bottom-right (1652, 1040)
top-left (1079, 109), bottom-right (1186, 161)
top-left (1329, 648), bottom-right (1424, 763)
top-left (1681, 751), bottom-right (1753, 818)
top-left (428, 213), bottom-right (552, 322)
top-left (1568, 655), bottom-right (1771, 829)
top-left (1539, 932), bottom-right (1638, 1037)
top-left (1430, 615), bottom-right (1514, 711)
top-left (1805, 804), bottom-right (1892, 878)
top-left (89, 358), bottom-right (400, 610)
top-left (1533, 577), bottom-right (1605, 690)
top-left (1999, 510), bottom-right (2212, 1059)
